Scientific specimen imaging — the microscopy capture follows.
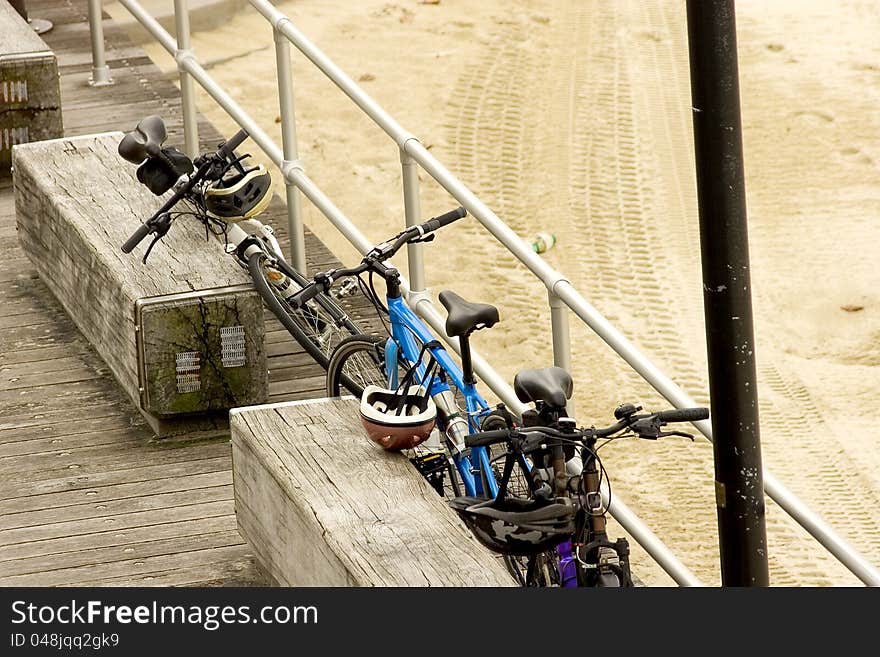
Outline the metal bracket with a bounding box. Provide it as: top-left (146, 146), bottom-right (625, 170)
top-left (400, 134), bottom-right (421, 155)
top-left (407, 288), bottom-right (434, 311)
top-left (88, 66), bottom-right (113, 87)
top-left (715, 480), bottom-right (727, 509)
top-left (549, 277), bottom-right (572, 297)
top-left (281, 158), bottom-right (305, 185)
top-left (174, 48), bottom-right (196, 69)
top-left (400, 138), bottom-right (421, 164)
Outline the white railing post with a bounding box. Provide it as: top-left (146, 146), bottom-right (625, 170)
top-left (548, 288), bottom-right (573, 415)
top-left (173, 0), bottom-right (199, 158)
top-left (274, 27), bottom-right (306, 273)
top-left (400, 144), bottom-right (425, 293)
top-left (86, 0), bottom-right (113, 86)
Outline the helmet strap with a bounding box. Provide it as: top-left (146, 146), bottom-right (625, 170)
top-left (393, 340), bottom-right (442, 414)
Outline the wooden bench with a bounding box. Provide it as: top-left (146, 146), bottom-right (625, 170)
top-left (1, 0), bottom-right (62, 176)
top-left (230, 398), bottom-right (516, 586)
top-left (13, 132), bottom-right (268, 437)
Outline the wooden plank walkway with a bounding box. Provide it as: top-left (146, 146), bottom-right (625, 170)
top-left (0, 0), bottom-right (378, 586)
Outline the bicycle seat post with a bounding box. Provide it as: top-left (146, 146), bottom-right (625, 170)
top-left (459, 330), bottom-right (476, 387)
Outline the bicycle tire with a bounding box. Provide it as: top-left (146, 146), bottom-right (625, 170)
top-left (325, 334), bottom-right (395, 398)
top-left (248, 252), bottom-right (362, 370)
top-left (597, 572), bottom-right (621, 587)
top-left (504, 552), bottom-right (559, 587)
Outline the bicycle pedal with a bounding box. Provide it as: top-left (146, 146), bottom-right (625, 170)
top-left (409, 453), bottom-right (448, 496)
top-left (409, 452), bottom-right (447, 476)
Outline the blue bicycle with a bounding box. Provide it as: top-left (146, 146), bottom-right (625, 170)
top-left (288, 207), bottom-right (503, 499)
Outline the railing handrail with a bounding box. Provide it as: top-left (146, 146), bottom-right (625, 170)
top-left (95, 0), bottom-right (879, 586)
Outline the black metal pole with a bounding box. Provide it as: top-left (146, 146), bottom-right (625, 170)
top-left (685, 0), bottom-right (769, 586)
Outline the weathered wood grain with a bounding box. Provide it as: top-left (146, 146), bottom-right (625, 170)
top-left (0, 1), bottom-right (50, 55)
top-left (0, 484), bottom-right (234, 531)
top-left (0, 455), bottom-right (232, 503)
top-left (0, 498), bottom-right (236, 547)
top-left (0, 513), bottom-right (240, 566)
top-left (0, 528), bottom-right (246, 583)
top-left (2, 469), bottom-right (231, 516)
top-left (0, 542), bottom-right (261, 587)
top-left (12, 132), bottom-right (268, 435)
top-left (0, 440), bottom-right (233, 490)
top-left (230, 398), bottom-right (515, 586)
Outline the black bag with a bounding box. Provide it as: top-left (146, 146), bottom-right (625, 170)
top-left (136, 147), bottom-right (193, 196)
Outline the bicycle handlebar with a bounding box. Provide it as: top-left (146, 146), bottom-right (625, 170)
top-left (282, 206), bottom-right (468, 308)
top-left (464, 406), bottom-right (709, 449)
top-left (422, 206), bottom-right (467, 233)
top-left (121, 221), bottom-right (154, 254)
top-left (386, 206), bottom-right (467, 257)
top-left (218, 129), bottom-right (249, 159)
top-left (120, 125), bottom-right (251, 254)
top-left (656, 407), bottom-right (709, 423)
top-left (464, 428), bottom-right (511, 448)
top-left (288, 277), bottom-right (325, 308)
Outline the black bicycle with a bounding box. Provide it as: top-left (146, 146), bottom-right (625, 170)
top-left (117, 116), bottom-right (366, 377)
top-left (455, 366), bottom-right (709, 587)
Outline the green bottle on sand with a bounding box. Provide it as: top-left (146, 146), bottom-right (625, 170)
top-left (531, 231), bottom-right (557, 254)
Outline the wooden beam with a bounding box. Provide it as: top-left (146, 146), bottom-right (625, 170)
top-left (12, 133), bottom-right (268, 436)
top-left (231, 398), bottom-right (516, 586)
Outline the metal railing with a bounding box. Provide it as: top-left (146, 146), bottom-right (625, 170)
top-left (88, 0), bottom-right (879, 587)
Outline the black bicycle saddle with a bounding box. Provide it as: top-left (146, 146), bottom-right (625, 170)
top-left (439, 290), bottom-right (499, 337)
top-left (119, 115), bottom-right (168, 164)
top-left (514, 366), bottom-right (573, 409)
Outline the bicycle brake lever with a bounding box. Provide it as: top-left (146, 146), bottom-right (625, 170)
top-left (631, 417), bottom-right (661, 439)
top-left (140, 213), bottom-right (173, 264)
top-left (657, 430), bottom-right (695, 441)
top-left (142, 233), bottom-right (161, 263)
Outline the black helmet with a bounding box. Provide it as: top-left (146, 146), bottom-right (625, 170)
top-left (449, 495), bottom-right (577, 556)
top-left (204, 164), bottom-right (272, 220)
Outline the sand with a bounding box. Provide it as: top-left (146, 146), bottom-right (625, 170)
top-left (119, 0), bottom-right (880, 585)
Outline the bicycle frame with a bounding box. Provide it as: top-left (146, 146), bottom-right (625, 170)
top-left (384, 295), bottom-right (498, 498)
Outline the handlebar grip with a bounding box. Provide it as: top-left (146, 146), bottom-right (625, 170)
top-left (465, 429), bottom-right (510, 448)
top-left (657, 407), bottom-right (709, 423)
top-left (218, 129), bottom-right (249, 159)
top-left (288, 282), bottom-right (323, 309)
top-left (121, 222), bottom-right (153, 253)
top-left (423, 206), bottom-right (467, 233)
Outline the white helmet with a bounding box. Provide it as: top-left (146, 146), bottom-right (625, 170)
top-left (359, 385), bottom-right (436, 451)
top-left (204, 164), bottom-right (272, 221)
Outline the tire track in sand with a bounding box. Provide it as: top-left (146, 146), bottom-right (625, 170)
top-left (564, 1), bottom-right (725, 586)
top-left (443, 13), bottom-right (581, 387)
top-left (582, 0), bottom-right (879, 585)
top-left (444, 0), bottom-right (879, 585)
top-left (443, 3), bottom-right (721, 585)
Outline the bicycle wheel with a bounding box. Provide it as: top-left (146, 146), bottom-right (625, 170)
top-left (597, 572), bottom-right (621, 587)
top-left (325, 334), bottom-right (398, 397)
top-left (248, 252), bottom-right (362, 369)
top-left (504, 552), bottom-right (560, 587)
